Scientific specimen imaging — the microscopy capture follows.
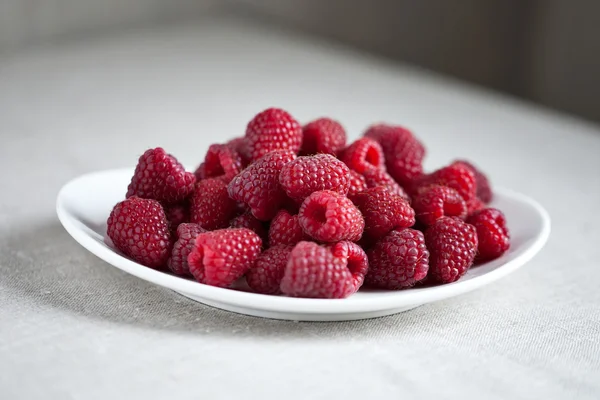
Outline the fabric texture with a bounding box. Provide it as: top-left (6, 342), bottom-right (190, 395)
top-left (1, 16), bottom-right (599, 400)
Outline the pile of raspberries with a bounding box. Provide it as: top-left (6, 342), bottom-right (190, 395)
top-left (107, 108), bottom-right (510, 299)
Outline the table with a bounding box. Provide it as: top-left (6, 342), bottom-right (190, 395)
top-left (1, 14), bottom-right (599, 400)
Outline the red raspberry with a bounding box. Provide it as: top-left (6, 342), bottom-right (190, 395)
top-left (279, 154), bottom-right (351, 202)
top-left (193, 162), bottom-right (206, 181)
top-left (164, 202), bottom-right (190, 234)
top-left (340, 137), bottom-right (385, 174)
top-left (425, 217), bottom-right (478, 283)
top-left (365, 228), bottom-right (429, 289)
top-left (230, 211), bottom-right (268, 242)
top-left (268, 209), bottom-right (307, 247)
top-left (362, 167), bottom-right (408, 199)
top-left (466, 208), bottom-right (510, 262)
top-left (352, 186), bottom-right (415, 240)
top-left (226, 137), bottom-right (251, 166)
top-left (188, 228), bottom-right (262, 287)
top-left (298, 190), bottom-right (364, 243)
top-left (329, 241), bottom-right (369, 293)
top-left (107, 197), bottom-right (171, 268)
top-left (413, 185), bottom-right (467, 226)
top-left (466, 197), bottom-right (485, 216)
top-left (200, 144), bottom-right (243, 183)
top-left (364, 124), bottom-right (425, 189)
top-left (190, 178), bottom-right (236, 230)
top-left (456, 160), bottom-right (493, 203)
top-left (301, 118), bottom-right (347, 155)
top-left (127, 148), bottom-right (195, 204)
top-left (280, 241), bottom-right (367, 298)
top-left (167, 223), bottom-right (205, 275)
top-left (347, 170), bottom-right (369, 201)
top-left (245, 108), bottom-right (302, 161)
top-left (246, 245), bottom-right (293, 294)
top-left (228, 150), bottom-right (296, 221)
top-left (422, 162), bottom-right (476, 202)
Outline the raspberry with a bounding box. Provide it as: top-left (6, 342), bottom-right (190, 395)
top-left (364, 124), bottom-right (425, 189)
top-left (340, 137), bottom-right (385, 174)
top-left (456, 160), bottom-right (493, 203)
top-left (188, 228), bottom-right (262, 287)
top-left (466, 197), bottom-right (485, 216)
top-left (226, 137), bottom-right (251, 166)
top-left (365, 228), bottom-right (429, 289)
top-left (164, 202), bottom-right (190, 234)
top-left (190, 178), bottom-right (236, 230)
top-left (301, 118), bottom-right (347, 155)
top-left (200, 144), bottom-right (243, 183)
top-left (167, 223), bottom-right (205, 275)
top-left (422, 162), bottom-right (476, 202)
top-left (194, 162), bottom-right (206, 181)
top-left (413, 185), bottom-right (467, 226)
top-left (362, 167), bottom-right (408, 199)
top-left (466, 208), bottom-right (510, 262)
top-left (279, 154), bottom-right (351, 202)
top-left (347, 170), bottom-right (369, 200)
top-left (246, 245), bottom-right (293, 294)
top-left (106, 197), bottom-right (171, 268)
top-left (268, 209), bottom-right (307, 247)
top-left (228, 150), bottom-right (296, 221)
top-left (352, 186), bottom-right (415, 240)
top-left (425, 217), bottom-right (478, 283)
top-left (298, 190), bottom-right (364, 243)
top-left (230, 211), bottom-right (268, 242)
top-left (245, 108), bottom-right (302, 161)
top-left (280, 241), bottom-right (367, 298)
top-left (126, 147), bottom-right (195, 204)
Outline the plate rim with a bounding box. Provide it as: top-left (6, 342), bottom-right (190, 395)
top-left (56, 168), bottom-right (551, 315)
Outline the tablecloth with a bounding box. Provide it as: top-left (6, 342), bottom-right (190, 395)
top-left (1, 15), bottom-right (599, 400)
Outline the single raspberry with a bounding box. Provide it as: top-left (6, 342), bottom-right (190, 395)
top-left (301, 118), bottom-right (347, 155)
top-left (190, 178), bottom-right (236, 230)
top-left (352, 186), bottom-right (415, 240)
top-left (329, 241), bottom-right (369, 293)
top-left (107, 197), bottom-right (171, 268)
top-left (425, 217), bottom-right (478, 283)
top-left (422, 162), bottom-right (476, 202)
top-left (167, 223), bottom-right (205, 275)
top-left (200, 144), bottom-right (243, 183)
top-left (340, 137), bottom-right (385, 174)
top-left (245, 108), bottom-right (302, 161)
top-left (228, 150), bottom-right (296, 221)
top-left (362, 167), bottom-right (408, 199)
top-left (466, 208), bottom-right (510, 262)
top-left (246, 245), bottom-right (293, 294)
top-left (364, 124), bottom-right (425, 189)
top-left (298, 190), bottom-right (364, 243)
top-left (194, 162), bottom-right (206, 181)
top-left (226, 137), bottom-right (251, 166)
top-left (466, 196), bottom-right (485, 216)
top-left (365, 228), bottom-right (429, 289)
top-left (280, 241), bottom-right (367, 298)
top-left (347, 170), bottom-right (369, 201)
top-left (413, 185), bottom-right (467, 226)
top-left (230, 211), bottom-right (268, 242)
top-left (164, 201), bottom-right (190, 234)
top-left (279, 154), bottom-right (351, 202)
top-left (268, 209), bottom-right (307, 247)
top-left (188, 228), bottom-right (262, 287)
top-left (126, 147), bottom-right (195, 204)
top-left (456, 160), bottom-right (493, 203)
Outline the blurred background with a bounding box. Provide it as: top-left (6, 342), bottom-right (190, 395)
top-left (1, 0), bottom-right (598, 122)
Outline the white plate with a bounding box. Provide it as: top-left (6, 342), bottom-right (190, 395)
top-left (56, 168), bottom-right (550, 321)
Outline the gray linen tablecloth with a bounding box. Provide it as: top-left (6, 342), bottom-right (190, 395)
top-left (1, 16), bottom-right (599, 400)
